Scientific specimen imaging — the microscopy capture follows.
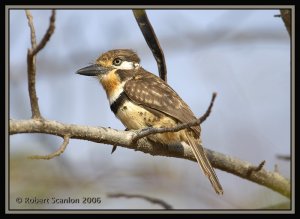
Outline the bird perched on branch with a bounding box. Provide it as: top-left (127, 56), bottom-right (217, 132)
top-left (76, 49), bottom-right (223, 195)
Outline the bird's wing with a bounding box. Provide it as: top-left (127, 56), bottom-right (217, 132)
top-left (124, 68), bottom-right (200, 136)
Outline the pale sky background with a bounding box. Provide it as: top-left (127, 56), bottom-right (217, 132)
top-left (9, 9), bottom-right (290, 210)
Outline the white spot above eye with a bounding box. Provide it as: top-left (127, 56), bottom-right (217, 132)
top-left (114, 61), bottom-right (140, 70)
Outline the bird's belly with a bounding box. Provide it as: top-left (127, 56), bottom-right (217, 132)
top-left (115, 100), bottom-right (159, 130)
top-left (115, 100), bottom-right (183, 144)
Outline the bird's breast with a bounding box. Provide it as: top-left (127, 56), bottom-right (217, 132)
top-left (114, 98), bottom-right (186, 145)
top-left (115, 99), bottom-right (159, 130)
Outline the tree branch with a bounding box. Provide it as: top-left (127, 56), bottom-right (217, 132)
top-left (25, 10), bottom-right (37, 48)
top-left (28, 135), bottom-right (70, 160)
top-left (31, 10), bottom-right (56, 56)
top-left (25, 10), bottom-right (56, 119)
top-left (10, 119), bottom-right (290, 198)
top-left (133, 9), bottom-right (167, 82)
top-left (107, 193), bottom-right (172, 209)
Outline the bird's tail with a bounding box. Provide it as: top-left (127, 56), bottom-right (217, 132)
top-left (183, 134), bottom-right (223, 195)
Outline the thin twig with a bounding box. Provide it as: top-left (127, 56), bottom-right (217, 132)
top-left (247, 160), bottom-right (266, 176)
top-left (25, 10), bottom-right (37, 48)
top-left (132, 92), bottom-right (217, 142)
top-left (107, 193), bottom-right (173, 209)
top-left (199, 92), bottom-right (217, 123)
top-left (133, 9), bottom-right (167, 82)
top-left (26, 10), bottom-right (41, 119)
top-left (25, 10), bottom-right (55, 119)
top-left (31, 10), bottom-right (56, 56)
top-left (28, 135), bottom-right (70, 160)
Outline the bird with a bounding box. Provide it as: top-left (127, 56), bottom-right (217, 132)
top-left (76, 49), bottom-right (223, 195)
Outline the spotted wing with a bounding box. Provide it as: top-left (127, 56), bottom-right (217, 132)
top-left (124, 68), bottom-right (200, 136)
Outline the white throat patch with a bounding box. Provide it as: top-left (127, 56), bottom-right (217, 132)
top-left (108, 81), bottom-right (126, 105)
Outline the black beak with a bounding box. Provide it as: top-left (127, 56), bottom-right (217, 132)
top-left (76, 64), bottom-right (109, 76)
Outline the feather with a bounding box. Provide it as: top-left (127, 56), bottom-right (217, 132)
top-left (124, 68), bottom-right (201, 137)
top-left (183, 135), bottom-right (223, 195)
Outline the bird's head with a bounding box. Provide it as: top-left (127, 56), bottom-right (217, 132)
top-left (76, 49), bottom-right (141, 79)
top-left (76, 49), bottom-right (141, 104)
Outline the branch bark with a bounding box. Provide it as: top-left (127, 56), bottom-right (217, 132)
top-left (28, 135), bottom-right (70, 160)
top-left (10, 119), bottom-right (290, 198)
top-left (25, 10), bottom-right (56, 119)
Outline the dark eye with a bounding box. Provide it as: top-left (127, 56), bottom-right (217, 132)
top-left (113, 58), bottom-right (122, 66)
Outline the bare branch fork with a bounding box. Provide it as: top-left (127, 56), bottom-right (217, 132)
top-left (24, 10), bottom-right (70, 159)
top-left (8, 10), bottom-right (291, 201)
top-left (25, 10), bottom-right (56, 119)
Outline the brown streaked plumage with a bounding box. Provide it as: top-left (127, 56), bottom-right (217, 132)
top-left (76, 49), bottom-right (223, 195)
